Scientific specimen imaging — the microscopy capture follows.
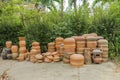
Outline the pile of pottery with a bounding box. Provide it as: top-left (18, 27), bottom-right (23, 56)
top-left (48, 42), bottom-right (55, 52)
top-left (29, 42), bottom-right (42, 63)
top-left (43, 52), bottom-right (61, 63)
top-left (17, 37), bottom-right (27, 61)
top-left (98, 39), bottom-right (108, 62)
top-left (55, 37), bottom-right (64, 52)
top-left (63, 38), bottom-right (76, 63)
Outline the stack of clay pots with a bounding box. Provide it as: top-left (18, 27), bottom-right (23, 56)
top-left (17, 37), bottom-right (27, 61)
top-left (98, 39), bottom-right (108, 62)
top-left (70, 54), bottom-right (84, 67)
top-left (86, 36), bottom-right (97, 50)
top-left (63, 38), bottom-right (76, 63)
top-left (11, 45), bottom-right (18, 59)
top-left (30, 41), bottom-right (41, 63)
top-left (84, 48), bottom-right (92, 64)
top-left (55, 37), bottom-right (64, 52)
top-left (76, 36), bottom-right (86, 55)
top-left (48, 42), bottom-right (55, 52)
top-left (35, 54), bottom-right (44, 63)
top-left (43, 52), bottom-right (60, 63)
top-left (92, 48), bottom-right (103, 64)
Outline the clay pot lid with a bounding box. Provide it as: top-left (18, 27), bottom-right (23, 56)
top-left (86, 36), bottom-right (97, 41)
top-left (70, 54), bottom-right (84, 60)
top-left (64, 38), bottom-right (75, 43)
top-left (98, 39), bottom-right (108, 43)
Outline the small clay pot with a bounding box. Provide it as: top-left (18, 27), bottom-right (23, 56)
top-left (63, 58), bottom-right (70, 63)
top-left (11, 45), bottom-right (18, 53)
top-left (12, 53), bottom-right (18, 59)
top-left (87, 41), bottom-right (97, 49)
top-left (32, 42), bottom-right (40, 46)
top-left (55, 37), bottom-right (64, 42)
top-left (6, 41), bottom-right (12, 48)
top-left (93, 57), bottom-right (102, 64)
top-left (18, 37), bottom-right (26, 41)
top-left (35, 54), bottom-right (43, 60)
top-left (19, 41), bottom-right (26, 47)
top-left (64, 38), bottom-right (75, 45)
top-left (46, 55), bottom-right (54, 60)
top-left (7, 54), bottom-right (12, 59)
top-left (44, 57), bottom-right (52, 63)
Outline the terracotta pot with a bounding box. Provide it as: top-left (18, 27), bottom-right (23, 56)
top-left (37, 60), bottom-right (43, 63)
top-left (64, 38), bottom-right (75, 44)
top-left (17, 57), bottom-right (24, 61)
top-left (19, 41), bottom-right (26, 47)
top-left (53, 56), bottom-right (60, 62)
top-left (98, 45), bottom-right (108, 49)
top-left (46, 55), bottom-right (54, 60)
top-left (92, 48), bottom-right (103, 54)
top-left (72, 36), bottom-right (81, 41)
top-left (35, 54), bottom-right (43, 60)
top-left (93, 57), bottom-right (102, 64)
top-left (64, 48), bottom-right (75, 52)
top-left (19, 54), bottom-right (25, 57)
top-left (55, 37), bottom-right (64, 42)
top-left (77, 48), bottom-right (85, 52)
top-left (76, 41), bottom-right (86, 48)
top-left (32, 46), bottom-right (40, 50)
top-left (48, 42), bottom-right (55, 47)
top-left (102, 52), bottom-right (108, 58)
top-left (102, 58), bottom-right (108, 62)
top-left (11, 45), bottom-right (18, 53)
top-left (42, 52), bottom-right (52, 56)
top-left (86, 36), bottom-right (97, 41)
top-left (19, 47), bottom-right (27, 53)
top-left (70, 54), bottom-right (84, 67)
top-left (44, 57), bottom-right (52, 63)
top-left (102, 48), bottom-right (109, 52)
top-left (64, 45), bottom-right (76, 48)
top-left (87, 41), bottom-right (97, 49)
top-left (96, 36), bottom-right (104, 40)
top-left (48, 48), bottom-right (55, 52)
top-left (18, 37), bottom-right (26, 41)
top-left (12, 53), bottom-right (18, 59)
top-left (76, 51), bottom-right (84, 54)
top-left (6, 41), bottom-right (12, 48)
top-left (83, 33), bottom-right (97, 37)
top-left (30, 49), bottom-right (37, 55)
top-left (51, 52), bottom-right (58, 55)
top-left (63, 53), bottom-right (71, 59)
top-left (98, 39), bottom-right (108, 45)
top-left (63, 58), bottom-right (70, 63)
top-left (32, 42), bottom-right (40, 46)
top-left (7, 54), bottom-right (12, 59)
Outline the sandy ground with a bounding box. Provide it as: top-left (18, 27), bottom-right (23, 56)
top-left (0, 57), bottom-right (120, 80)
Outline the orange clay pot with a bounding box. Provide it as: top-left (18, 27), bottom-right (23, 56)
top-left (102, 52), bottom-right (108, 58)
top-left (48, 42), bottom-right (55, 48)
top-left (11, 45), bottom-right (18, 53)
top-left (98, 39), bottom-right (108, 45)
top-left (30, 49), bottom-right (38, 55)
top-left (18, 37), bottom-right (26, 41)
top-left (70, 54), bottom-right (84, 67)
top-left (64, 45), bottom-right (76, 48)
top-left (64, 48), bottom-right (75, 52)
top-left (44, 57), bottom-right (52, 63)
top-left (35, 54), bottom-right (43, 60)
top-left (63, 58), bottom-right (70, 63)
top-left (64, 38), bottom-right (75, 44)
top-left (72, 36), bottom-right (81, 41)
top-left (46, 55), bottom-right (54, 60)
top-left (32, 42), bottom-right (40, 46)
top-left (19, 41), bottom-right (26, 47)
top-left (55, 37), bottom-right (64, 42)
top-left (6, 41), bottom-right (12, 48)
top-left (87, 41), bottom-right (97, 49)
top-left (76, 41), bottom-right (86, 48)
top-left (53, 56), bottom-right (60, 62)
top-left (48, 48), bottom-right (55, 52)
top-left (19, 47), bottom-right (27, 53)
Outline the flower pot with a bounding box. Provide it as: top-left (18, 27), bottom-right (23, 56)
top-left (44, 57), bottom-right (52, 63)
top-left (11, 45), bottom-right (18, 53)
top-left (19, 41), bottom-right (26, 47)
top-left (87, 41), bottom-right (97, 49)
top-left (12, 53), bottom-right (18, 59)
top-left (18, 37), bottom-right (26, 41)
top-left (6, 41), bottom-right (12, 48)
top-left (19, 47), bottom-right (27, 53)
top-left (32, 42), bottom-right (40, 46)
top-left (63, 58), bottom-right (70, 63)
top-left (35, 54), bottom-right (43, 60)
top-left (70, 54), bottom-right (84, 67)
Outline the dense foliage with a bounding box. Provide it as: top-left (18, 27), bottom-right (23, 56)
top-left (0, 0), bottom-right (120, 58)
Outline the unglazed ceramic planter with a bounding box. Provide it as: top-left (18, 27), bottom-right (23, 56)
top-left (6, 41), bottom-right (12, 48)
top-left (63, 58), bottom-right (70, 63)
top-left (70, 54), bottom-right (84, 67)
top-left (76, 41), bottom-right (86, 48)
top-left (35, 54), bottom-right (43, 60)
top-left (19, 41), bottom-right (26, 47)
top-left (19, 47), bottom-right (27, 53)
top-left (55, 37), bottom-right (64, 49)
top-left (12, 53), bottom-right (18, 59)
top-left (18, 37), bottom-right (26, 41)
top-left (32, 42), bottom-right (40, 46)
top-left (11, 45), bottom-right (18, 53)
top-left (87, 41), bottom-right (97, 49)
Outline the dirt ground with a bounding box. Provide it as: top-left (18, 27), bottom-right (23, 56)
top-left (0, 57), bottom-right (120, 80)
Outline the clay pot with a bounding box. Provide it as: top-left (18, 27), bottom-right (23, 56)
top-left (70, 54), bottom-right (84, 67)
top-left (7, 54), bottom-right (12, 59)
top-left (37, 60), bottom-right (43, 63)
top-left (17, 57), bottom-right (24, 61)
top-left (92, 48), bottom-right (103, 54)
top-left (63, 58), bottom-right (70, 63)
top-left (72, 36), bottom-right (81, 41)
top-left (53, 56), bottom-right (60, 62)
top-left (98, 45), bottom-right (108, 49)
top-left (64, 48), bottom-right (75, 52)
top-left (6, 41), bottom-right (12, 48)
top-left (32, 42), bottom-right (40, 46)
top-left (46, 55), bottom-right (54, 60)
top-left (102, 58), bottom-right (108, 62)
top-left (12, 53), bottom-right (18, 59)
top-left (32, 46), bottom-right (40, 50)
top-left (102, 52), bottom-right (108, 58)
top-left (18, 37), bottom-right (26, 41)
top-left (51, 52), bottom-right (58, 55)
top-left (30, 49), bottom-right (37, 55)
top-left (19, 41), bottom-right (26, 47)
top-left (98, 39), bottom-right (108, 45)
top-left (84, 48), bottom-right (92, 64)
top-left (44, 57), bottom-right (52, 63)
top-left (86, 36), bottom-right (97, 41)
top-left (48, 42), bottom-right (55, 47)
top-left (77, 48), bottom-right (85, 53)
top-left (11, 45), bottom-right (18, 53)
top-left (87, 41), bottom-right (97, 49)
top-left (83, 33), bottom-right (97, 37)
top-left (96, 36), bottom-right (104, 40)
top-left (93, 57), bottom-right (102, 64)
top-left (55, 37), bottom-right (64, 42)
top-left (48, 48), bottom-right (55, 52)
top-left (76, 41), bottom-right (86, 48)
top-left (64, 38), bottom-right (75, 44)
top-left (64, 45), bottom-right (76, 48)
top-left (19, 47), bottom-right (27, 53)
top-left (35, 54), bottom-right (43, 60)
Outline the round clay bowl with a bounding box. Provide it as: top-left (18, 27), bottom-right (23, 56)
top-left (32, 42), bottom-right (40, 46)
top-left (70, 54), bottom-right (84, 67)
top-left (11, 45), bottom-right (18, 53)
top-left (6, 41), bottom-right (12, 48)
top-left (19, 41), bottom-right (26, 47)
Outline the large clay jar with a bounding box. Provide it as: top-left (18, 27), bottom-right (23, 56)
top-left (70, 54), bottom-right (84, 67)
top-left (11, 45), bottom-right (18, 53)
top-left (6, 41), bottom-right (12, 48)
top-left (19, 47), bottom-right (27, 53)
top-left (19, 41), bottom-right (26, 47)
top-left (12, 53), bottom-right (18, 59)
top-left (18, 37), bottom-right (26, 41)
top-left (32, 42), bottom-right (40, 46)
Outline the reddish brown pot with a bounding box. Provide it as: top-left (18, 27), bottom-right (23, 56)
top-left (30, 49), bottom-right (38, 55)
top-left (70, 54), bottom-right (84, 67)
top-left (72, 36), bottom-right (81, 41)
top-left (76, 41), bottom-right (86, 48)
top-left (35, 54), bottom-right (43, 60)
top-left (19, 41), bottom-right (26, 47)
top-left (48, 48), bottom-right (55, 52)
top-left (87, 41), bottom-right (97, 49)
top-left (64, 38), bottom-right (75, 44)
top-left (64, 45), bottom-right (76, 48)
top-left (46, 55), bottom-right (54, 60)
top-left (55, 37), bottom-right (64, 42)
top-left (48, 42), bottom-right (55, 47)
top-left (63, 58), bottom-right (70, 63)
top-left (11, 45), bottom-right (18, 53)
top-left (76, 48), bottom-right (85, 52)
top-left (18, 37), bottom-right (26, 41)
top-left (44, 57), bottom-right (52, 63)
top-left (102, 52), bottom-right (108, 58)
top-left (32, 42), bottom-right (40, 46)
top-left (19, 47), bottom-right (27, 53)
top-left (53, 56), bottom-right (60, 62)
top-left (64, 48), bottom-right (75, 52)
top-left (98, 39), bottom-right (108, 45)
top-left (93, 57), bottom-right (102, 64)
top-left (6, 41), bottom-right (12, 48)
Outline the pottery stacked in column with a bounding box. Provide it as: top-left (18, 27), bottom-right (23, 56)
top-left (18, 37), bottom-right (27, 61)
top-left (1, 41), bottom-right (12, 59)
top-left (76, 36), bottom-right (86, 55)
top-left (30, 42), bottom-right (41, 63)
top-left (48, 42), bottom-right (55, 52)
top-left (63, 38), bottom-right (76, 63)
top-left (55, 37), bottom-right (64, 53)
top-left (98, 39), bottom-right (108, 62)
top-left (11, 45), bottom-right (18, 60)
top-left (86, 36), bottom-right (97, 50)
